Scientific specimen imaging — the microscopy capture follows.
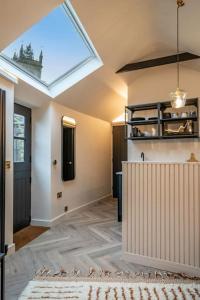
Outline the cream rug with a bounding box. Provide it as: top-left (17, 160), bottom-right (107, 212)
top-left (18, 268), bottom-right (200, 299)
top-left (19, 279), bottom-right (200, 299)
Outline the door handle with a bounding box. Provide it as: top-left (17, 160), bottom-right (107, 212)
top-left (67, 161), bottom-right (72, 165)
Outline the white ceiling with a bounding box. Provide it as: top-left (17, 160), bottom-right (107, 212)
top-left (0, 0), bottom-right (200, 121)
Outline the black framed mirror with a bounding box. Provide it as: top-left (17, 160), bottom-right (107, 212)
top-left (62, 116), bottom-right (76, 181)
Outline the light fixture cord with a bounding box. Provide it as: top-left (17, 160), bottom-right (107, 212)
top-left (177, 3), bottom-right (180, 89)
top-left (176, 0), bottom-right (184, 89)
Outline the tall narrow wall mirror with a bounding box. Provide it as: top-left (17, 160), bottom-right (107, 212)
top-left (62, 116), bottom-right (76, 181)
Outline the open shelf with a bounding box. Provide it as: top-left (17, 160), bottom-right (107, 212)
top-left (127, 102), bottom-right (158, 112)
top-left (161, 117), bottom-right (197, 123)
top-left (127, 119), bottom-right (158, 126)
top-left (128, 136), bottom-right (159, 141)
top-left (126, 98), bottom-right (199, 141)
top-left (128, 135), bottom-right (199, 141)
top-left (162, 134), bottom-right (199, 139)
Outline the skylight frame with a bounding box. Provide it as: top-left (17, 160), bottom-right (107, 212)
top-left (0, 0), bottom-right (103, 97)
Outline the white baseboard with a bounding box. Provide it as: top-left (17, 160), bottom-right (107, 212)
top-left (66, 193), bottom-right (112, 216)
top-left (31, 218), bottom-right (52, 227)
top-left (7, 243), bottom-right (15, 255)
top-left (31, 194), bottom-right (112, 228)
top-left (123, 252), bottom-right (200, 277)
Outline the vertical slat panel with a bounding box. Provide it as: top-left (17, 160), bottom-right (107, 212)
top-left (143, 163), bottom-right (148, 256)
top-left (169, 164), bottom-right (175, 262)
top-left (184, 164), bottom-right (189, 265)
top-left (147, 164), bottom-right (152, 257)
top-left (127, 163), bottom-right (132, 252)
top-left (122, 162), bottom-right (128, 252)
top-left (131, 163), bottom-right (136, 254)
top-left (189, 164), bottom-right (194, 266)
top-left (124, 162), bottom-right (200, 271)
top-left (160, 164), bottom-right (165, 260)
top-left (139, 164), bottom-right (144, 255)
top-left (156, 164), bottom-right (161, 259)
top-left (179, 163), bottom-right (184, 264)
top-left (152, 164), bottom-right (156, 258)
top-left (135, 163), bottom-right (140, 254)
top-left (165, 164), bottom-right (170, 261)
top-left (194, 164), bottom-right (200, 267)
top-left (174, 164), bottom-right (180, 263)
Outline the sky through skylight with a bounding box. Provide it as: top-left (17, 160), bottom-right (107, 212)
top-left (1, 4), bottom-right (92, 85)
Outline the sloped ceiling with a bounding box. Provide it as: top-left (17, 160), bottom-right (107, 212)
top-left (0, 0), bottom-right (62, 50)
top-left (0, 0), bottom-right (200, 121)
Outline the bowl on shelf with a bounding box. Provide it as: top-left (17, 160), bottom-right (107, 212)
top-left (181, 112), bottom-right (188, 118)
top-left (148, 117), bottom-right (158, 121)
top-left (143, 131), bottom-right (151, 137)
top-left (130, 117), bottom-right (145, 122)
top-left (171, 113), bottom-right (179, 119)
top-left (163, 113), bottom-right (171, 119)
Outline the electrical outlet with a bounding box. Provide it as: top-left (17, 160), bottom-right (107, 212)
top-left (64, 206), bottom-right (68, 212)
top-left (57, 192), bottom-right (62, 198)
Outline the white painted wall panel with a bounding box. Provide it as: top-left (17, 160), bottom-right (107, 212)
top-left (123, 162), bottom-right (200, 276)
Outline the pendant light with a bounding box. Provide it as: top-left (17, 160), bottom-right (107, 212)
top-left (170, 0), bottom-right (187, 109)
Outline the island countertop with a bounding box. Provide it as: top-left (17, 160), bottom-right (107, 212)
top-left (123, 161), bottom-right (200, 164)
top-left (122, 161), bottom-right (200, 276)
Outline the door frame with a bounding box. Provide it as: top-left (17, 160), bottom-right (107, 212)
top-left (0, 89), bottom-right (6, 300)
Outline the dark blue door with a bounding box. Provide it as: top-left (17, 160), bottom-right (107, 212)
top-left (13, 104), bottom-right (31, 233)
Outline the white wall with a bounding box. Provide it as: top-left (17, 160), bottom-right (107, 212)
top-left (128, 65), bottom-right (200, 162)
top-left (31, 104), bottom-right (52, 222)
top-left (31, 101), bottom-right (112, 225)
top-left (0, 76), bottom-right (14, 249)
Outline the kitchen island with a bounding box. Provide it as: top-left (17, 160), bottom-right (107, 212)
top-left (122, 161), bottom-right (200, 276)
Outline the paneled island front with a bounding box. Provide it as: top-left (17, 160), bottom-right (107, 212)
top-left (122, 161), bottom-right (200, 276)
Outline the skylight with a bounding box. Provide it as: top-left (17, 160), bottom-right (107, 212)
top-left (0, 1), bottom-right (102, 97)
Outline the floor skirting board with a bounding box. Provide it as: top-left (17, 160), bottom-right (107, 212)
top-left (31, 194), bottom-right (112, 228)
top-left (7, 243), bottom-right (15, 255)
top-left (31, 218), bottom-right (53, 227)
top-left (123, 252), bottom-right (200, 277)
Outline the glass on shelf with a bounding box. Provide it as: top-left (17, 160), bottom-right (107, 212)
top-left (162, 107), bottom-right (197, 120)
top-left (130, 124), bottom-right (158, 138)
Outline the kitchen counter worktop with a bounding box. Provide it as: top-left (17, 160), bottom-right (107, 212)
top-left (123, 161), bottom-right (200, 164)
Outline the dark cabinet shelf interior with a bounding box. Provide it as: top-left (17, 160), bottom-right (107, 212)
top-left (160, 117), bottom-right (197, 123)
top-left (126, 98), bottom-right (199, 141)
top-left (127, 119), bottom-right (158, 126)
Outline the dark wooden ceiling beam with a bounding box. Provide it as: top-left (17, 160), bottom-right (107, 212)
top-left (116, 52), bottom-right (200, 73)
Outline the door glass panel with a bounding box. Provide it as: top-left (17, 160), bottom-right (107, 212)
top-left (14, 114), bottom-right (25, 138)
top-left (14, 139), bottom-right (24, 162)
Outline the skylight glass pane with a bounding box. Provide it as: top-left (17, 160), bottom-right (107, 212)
top-left (1, 4), bottom-right (92, 85)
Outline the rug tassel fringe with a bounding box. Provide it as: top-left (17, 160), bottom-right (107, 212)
top-left (35, 266), bottom-right (200, 281)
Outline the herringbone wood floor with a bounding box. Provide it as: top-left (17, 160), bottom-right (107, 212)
top-left (5, 197), bottom-right (159, 299)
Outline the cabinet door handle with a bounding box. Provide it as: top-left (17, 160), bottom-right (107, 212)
top-left (67, 161), bottom-right (72, 165)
